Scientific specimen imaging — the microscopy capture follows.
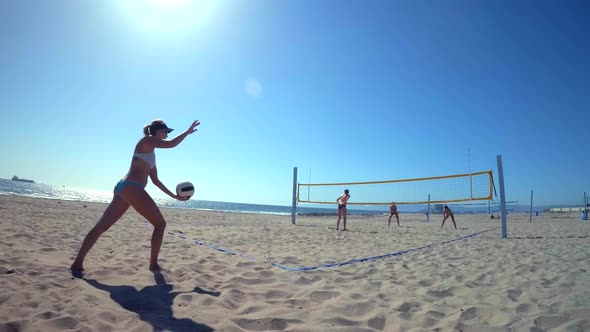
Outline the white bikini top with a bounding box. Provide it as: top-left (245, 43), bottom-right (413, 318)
top-left (134, 151), bottom-right (156, 169)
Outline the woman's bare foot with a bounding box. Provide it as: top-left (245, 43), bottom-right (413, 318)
top-left (70, 264), bottom-right (85, 278)
top-left (149, 263), bottom-right (162, 271)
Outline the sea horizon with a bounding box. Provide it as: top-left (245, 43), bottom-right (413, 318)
top-left (0, 178), bottom-right (389, 216)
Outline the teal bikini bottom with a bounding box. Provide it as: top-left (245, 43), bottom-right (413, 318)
top-left (114, 180), bottom-right (143, 193)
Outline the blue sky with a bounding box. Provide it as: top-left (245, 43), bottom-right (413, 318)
top-left (1, 0), bottom-right (588, 207)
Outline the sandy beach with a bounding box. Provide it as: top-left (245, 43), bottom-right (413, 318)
top-left (1, 194), bottom-right (589, 331)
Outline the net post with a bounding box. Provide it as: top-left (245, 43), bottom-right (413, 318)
top-left (584, 192), bottom-right (588, 221)
top-left (426, 194), bottom-right (431, 222)
top-left (291, 167), bottom-right (298, 225)
top-left (529, 190), bottom-right (533, 223)
top-left (497, 155), bottom-right (507, 238)
top-left (468, 148), bottom-right (473, 199)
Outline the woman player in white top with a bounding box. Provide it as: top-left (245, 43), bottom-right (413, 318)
top-left (71, 119), bottom-right (199, 274)
top-left (336, 189), bottom-right (350, 231)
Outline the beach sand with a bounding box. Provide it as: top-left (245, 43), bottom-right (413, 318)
top-left (1, 195), bottom-right (589, 331)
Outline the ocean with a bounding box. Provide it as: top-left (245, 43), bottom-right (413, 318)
top-left (0, 178), bottom-right (386, 216)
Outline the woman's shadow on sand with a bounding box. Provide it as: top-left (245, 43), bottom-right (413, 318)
top-left (83, 271), bottom-right (218, 332)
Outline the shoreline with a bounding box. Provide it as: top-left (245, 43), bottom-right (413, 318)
top-left (0, 192), bottom-right (389, 216)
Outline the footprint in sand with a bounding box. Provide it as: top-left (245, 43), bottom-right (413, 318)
top-left (263, 289), bottom-right (292, 300)
top-left (534, 315), bottom-right (569, 330)
top-left (426, 310), bottom-right (446, 319)
top-left (309, 290), bottom-right (339, 301)
top-left (294, 275), bottom-right (321, 285)
top-left (39, 316), bottom-right (79, 330)
top-left (33, 311), bottom-right (58, 320)
top-left (507, 289), bottom-right (522, 302)
top-left (397, 301), bottom-right (422, 313)
top-left (368, 315), bottom-right (386, 330)
top-left (516, 303), bottom-right (534, 314)
top-left (426, 289), bottom-right (453, 299)
top-left (13, 233), bottom-right (33, 239)
top-left (459, 307), bottom-right (478, 321)
top-left (232, 318), bottom-right (303, 331)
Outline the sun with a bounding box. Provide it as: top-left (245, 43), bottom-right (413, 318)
top-left (149, 0), bottom-right (192, 10)
top-left (115, 0), bottom-right (219, 39)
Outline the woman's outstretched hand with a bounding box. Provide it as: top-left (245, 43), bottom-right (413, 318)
top-left (187, 120), bottom-right (200, 134)
top-left (174, 194), bottom-right (190, 201)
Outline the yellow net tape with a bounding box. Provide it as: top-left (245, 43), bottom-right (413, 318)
top-left (298, 170), bottom-right (493, 205)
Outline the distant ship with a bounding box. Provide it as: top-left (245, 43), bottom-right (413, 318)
top-left (12, 176), bottom-right (35, 183)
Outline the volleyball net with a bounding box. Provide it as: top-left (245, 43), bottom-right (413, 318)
top-left (297, 170), bottom-right (493, 205)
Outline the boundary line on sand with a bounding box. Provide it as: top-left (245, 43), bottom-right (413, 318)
top-left (142, 221), bottom-right (498, 272)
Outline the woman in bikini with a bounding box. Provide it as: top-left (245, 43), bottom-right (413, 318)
top-left (441, 205), bottom-right (457, 229)
top-left (336, 189), bottom-right (350, 231)
top-left (388, 202), bottom-right (400, 227)
top-left (71, 119), bottom-right (200, 274)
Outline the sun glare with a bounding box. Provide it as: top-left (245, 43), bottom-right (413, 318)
top-left (150, 0), bottom-right (192, 10)
top-left (151, 0), bottom-right (185, 5)
top-left (115, 0), bottom-right (218, 39)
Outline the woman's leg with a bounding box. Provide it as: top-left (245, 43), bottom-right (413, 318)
top-left (71, 194), bottom-right (130, 272)
top-left (342, 207), bottom-right (347, 230)
top-left (119, 187), bottom-right (167, 270)
top-left (336, 208), bottom-right (342, 230)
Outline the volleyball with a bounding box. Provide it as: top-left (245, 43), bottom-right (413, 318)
top-left (176, 181), bottom-right (194, 199)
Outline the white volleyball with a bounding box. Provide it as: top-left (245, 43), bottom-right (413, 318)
top-left (176, 181), bottom-right (195, 199)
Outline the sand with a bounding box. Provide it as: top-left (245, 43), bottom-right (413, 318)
top-left (1, 194), bottom-right (589, 331)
